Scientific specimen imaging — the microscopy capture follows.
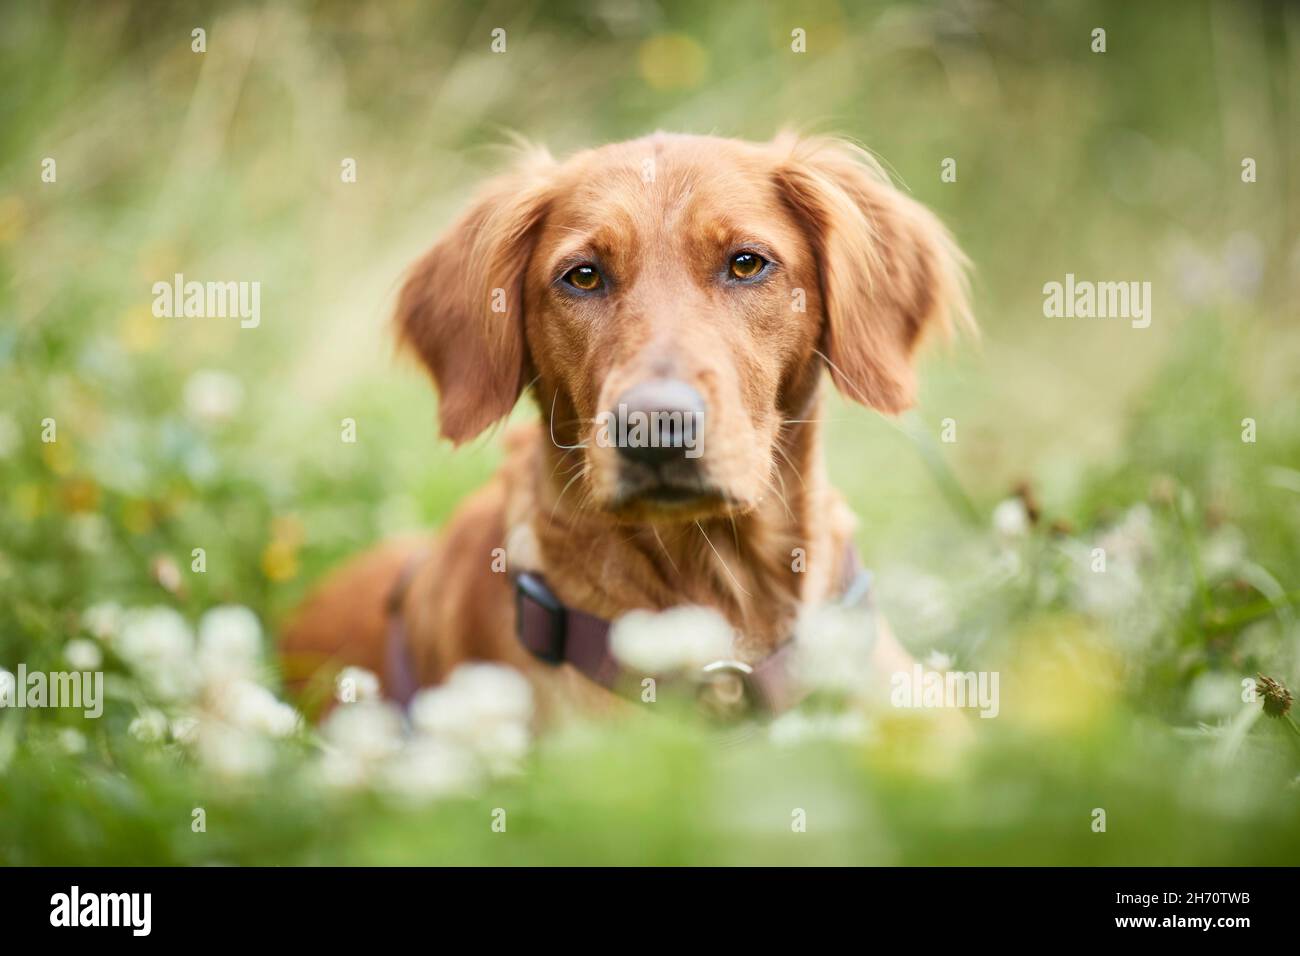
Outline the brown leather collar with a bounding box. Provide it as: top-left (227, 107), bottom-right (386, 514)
top-left (386, 545), bottom-right (872, 717)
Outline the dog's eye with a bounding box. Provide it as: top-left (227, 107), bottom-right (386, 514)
top-left (728, 252), bottom-right (767, 280)
top-left (563, 265), bottom-right (603, 291)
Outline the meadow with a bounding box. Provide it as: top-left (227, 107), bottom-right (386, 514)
top-left (1, 0), bottom-right (1298, 865)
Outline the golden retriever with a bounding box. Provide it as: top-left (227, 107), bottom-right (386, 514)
top-left (282, 131), bottom-right (970, 721)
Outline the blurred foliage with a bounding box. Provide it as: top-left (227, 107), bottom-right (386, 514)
top-left (1, 0), bottom-right (1298, 864)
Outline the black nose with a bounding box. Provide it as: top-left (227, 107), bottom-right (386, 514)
top-left (609, 379), bottom-right (706, 467)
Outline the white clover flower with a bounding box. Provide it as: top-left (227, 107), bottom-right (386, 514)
top-left (321, 700), bottom-right (405, 764)
top-left (170, 715), bottom-right (200, 745)
top-left (610, 606), bottom-right (734, 675)
top-left (82, 602), bottom-right (124, 642)
top-left (64, 638), bottom-right (103, 671)
top-left (317, 748), bottom-right (370, 792)
top-left (117, 607), bottom-right (198, 701)
top-left (992, 497), bottom-right (1030, 540)
top-left (129, 708), bottom-right (169, 743)
top-left (183, 369), bottom-right (244, 425)
top-left (1096, 504), bottom-right (1155, 567)
top-left (794, 602), bottom-right (877, 694)
top-left (379, 740), bottom-right (481, 805)
top-left (216, 679), bottom-right (301, 738)
top-left (197, 720), bottom-right (273, 779)
top-left (0, 667), bottom-right (15, 706)
top-left (57, 728), bottom-right (88, 755)
top-left (335, 666), bottom-right (382, 704)
top-left (197, 605), bottom-right (263, 684)
top-left (409, 663), bottom-right (534, 776)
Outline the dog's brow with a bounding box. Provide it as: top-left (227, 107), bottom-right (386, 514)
top-left (548, 230), bottom-right (611, 273)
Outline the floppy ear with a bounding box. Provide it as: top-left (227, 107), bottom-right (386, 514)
top-left (773, 136), bottom-right (971, 414)
top-left (395, 150), bottom-right (554, 444)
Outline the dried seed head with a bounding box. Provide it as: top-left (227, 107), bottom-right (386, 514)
top-left (1256, 674), bottom-right (1293, 719)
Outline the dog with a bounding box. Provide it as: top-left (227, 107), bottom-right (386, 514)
top-left (282, 132), bottom-right (971, 722)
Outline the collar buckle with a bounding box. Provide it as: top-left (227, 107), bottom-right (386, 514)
top-left (696, 659), bottom-right (758, 721)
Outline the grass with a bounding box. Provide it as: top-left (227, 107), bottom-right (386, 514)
top-left (1, 0), bottom-right (1298, 865)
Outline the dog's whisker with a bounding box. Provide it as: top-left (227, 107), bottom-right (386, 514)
top-left (649, 525), bottom-right (680, 577)
top-left (550, 468), bottom-right (587, 524)
top-left (811, 347), bottom-right (875, 408)
top-left (760, 472), bottom-right (794, 521)
top-left (548, 391), bottom-right (588, 450)
top-left (695, 519), bottom-right (751, 599)
top-left (772, 441), bottom-right (808, 491)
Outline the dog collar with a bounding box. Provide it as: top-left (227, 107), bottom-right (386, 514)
top-left (513, 544), bottom-right (871, 718)
top-left (384, 545), bottom-right (871, 718)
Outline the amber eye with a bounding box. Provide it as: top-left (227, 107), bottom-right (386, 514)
top-left (563, 264), bottom-right (603, 291)
top-left (729, 252), bottom-right (766, 280)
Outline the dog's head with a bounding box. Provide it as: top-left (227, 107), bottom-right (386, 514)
top-left (397, 133), bottom-right (969, 523)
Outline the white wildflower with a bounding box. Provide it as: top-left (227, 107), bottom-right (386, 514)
top-left (57, 728), bottom-right (87, 755)
top-left (321, 700), bottom-right (404, 764)
top-left (335, 666), bottom-right (382, 704)
top-left (183, 369), bottom-right (244, 425)
top-left (116, 607), bottom-right (198, 701)
top-left (215, 679), bottom-right (301, 738)
top-left (317, 749), bottom-right (370, 791)
top-left (129, 708), bottom-right (169, 743)
top-left (380, 740), bottom-right (481, 805)
top-left (1096, 504), bottom-right (1155, 567)
top-left (82, 602), bottom-right (124, 642)
top-left (991, 497), bottom-right (1030, 540)
top-left (611, 606), bottom-right (734, 674)
top-left (794, 603), bottom-right (876, 694)
top-left (317, 701), bottom-right (407, 792)
top-left (197, 720), bottom-right (273, 779)
top-left (197, 605), bottom-right (263, 684)
top-left (64, 638), bottom-right (102, 671)
top-left (409, 663), bottom-right (533, 776)
top-left (170, 715), bottom-right (200, 745)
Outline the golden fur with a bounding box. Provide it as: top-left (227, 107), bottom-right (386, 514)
top-left (281, 132), bottom-right (970, 719)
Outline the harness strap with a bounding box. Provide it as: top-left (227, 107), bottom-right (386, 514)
top-left (383, 549), bottom-right (430, 708)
